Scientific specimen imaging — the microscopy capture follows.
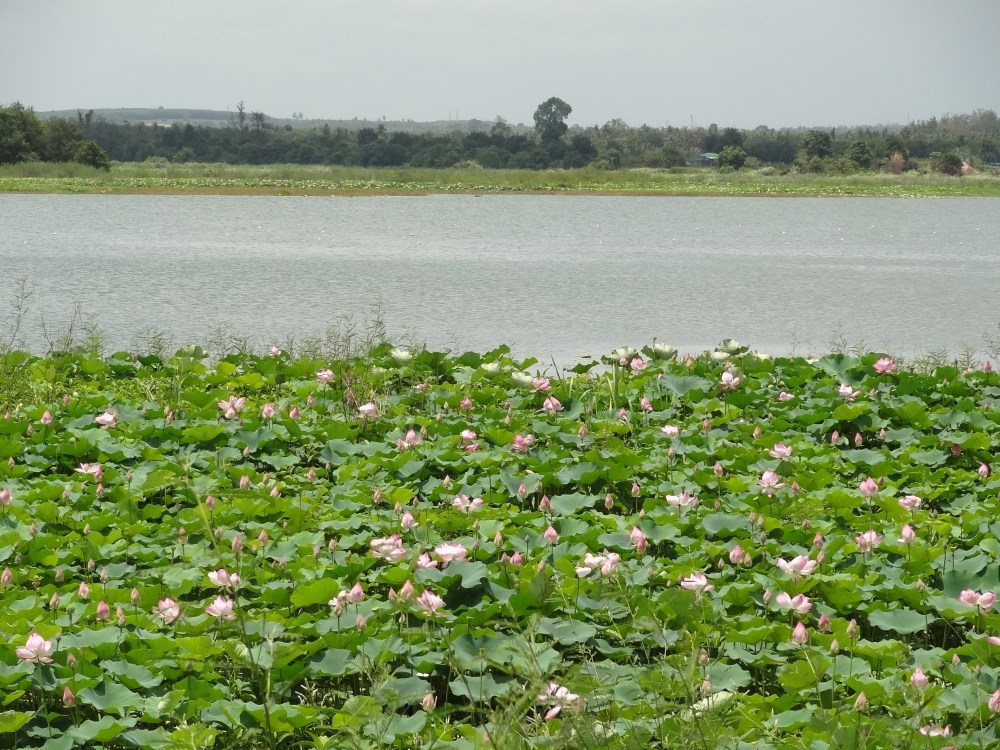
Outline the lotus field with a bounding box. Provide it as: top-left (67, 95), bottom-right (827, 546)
top-left (2, 340), bottom-right (1000, 749)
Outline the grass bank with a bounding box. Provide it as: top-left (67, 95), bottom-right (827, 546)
top-left (3, 161), bottom-right (1000, 197)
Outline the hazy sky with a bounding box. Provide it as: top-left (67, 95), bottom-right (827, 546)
top-left (2, 0), bottom-right (997, 129)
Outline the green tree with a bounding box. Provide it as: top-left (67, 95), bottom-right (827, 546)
top-left (846, 140), bottom-right (874, 169)
top-left (803, 130), bottom-right (833, 159)
top-left (717, 145), bottom-right (747, 170)
top-left (73, 140), bottom-right (111, 170)
top-left (0, 102), bottom-right (45, 163)
top-left (930, 151), bottom-right (963, 176)
top-left (533, 97), bottom-right (572, 143)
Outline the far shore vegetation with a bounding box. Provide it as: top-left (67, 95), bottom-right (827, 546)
top-left (2, 99), bottom-right (1000, 197)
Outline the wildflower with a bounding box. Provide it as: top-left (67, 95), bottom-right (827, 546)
top-left (768, 443), bottom-right (792, 460)
top-left (758, 470), bottom-right (785, 496)
top-left (680, 573), bottom-right (714, 596)
top-left (95, 410), bottom-right (117, 429)
top-left (855, 530), bottom-right (882, 553)
top-left (16, 632), bottom-right (54, 663)
top-left (205, 595), bottom-right (235, 620)
top-left (775, 555), bottom-right (818, 578)
top-left (154, 598), bottom-right (180, 624)
top-left (416, 590), bottom-right (445, 616)
top-left (874, 357), bottom-right (895, 375)
top-left (774, 592), bottom-right (812, 615)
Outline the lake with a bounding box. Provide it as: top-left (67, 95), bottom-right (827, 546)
top-left (2, 194), bottom-right (998, 365)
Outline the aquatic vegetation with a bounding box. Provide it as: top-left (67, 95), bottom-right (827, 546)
top-left (0, 340), bottom-right (999, 748)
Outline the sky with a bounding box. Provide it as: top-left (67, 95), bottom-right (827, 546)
top-left (2, 0), bottom-right (998, 130)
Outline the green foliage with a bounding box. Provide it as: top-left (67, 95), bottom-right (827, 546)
top-left (930, 150), bottom-right (964, 176)
top-left (533, 97), bottom-right (572, 143)
top-left (846, 139), bottom-right (875, 168)
top-left (803, 129), bottom-right (833, 160)
top-left (716, 145), bottom-right (748, 170)
top-left (73, 140), bottom-right (110, 171)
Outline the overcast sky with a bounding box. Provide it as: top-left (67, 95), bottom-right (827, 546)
top-left (2, 0), bottom-right (997, 129)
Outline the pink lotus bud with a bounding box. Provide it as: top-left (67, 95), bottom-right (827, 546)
top-left (790, 481), bottom-right (801, 495)
top-left (830, 430), bottom-right (839, 444)
top-left (762, 589), bottom-right (772, 605)
top-left (0, 488), bottom-right (10, 506)
top-left (911, 667), bottom-right (928, 689)
top-left (355, 613), bottom-right (366, 631)
top-left (847, 618), bottom-right (859, 638)
top-left (349, 583), bottom-right (364, 603)
top-left (538, 495), bottom-right (551, 512)
top-left (231, 533), bottom-right (243, 552)
top-left (66, 652), bottom-right (77, 668)
top-left (50, 592), bottom-right (60, 609)
top-left (853, 691), bottom-right (867, 711)
top-left (258, 529), bottom-right (268, 547)
top-left (29, 523), bottom-right (37, 537)
top-left (422, 692), bottom-right (437, 711)
top-left (952, 653), bottom-right (961, 666)
top-left (96, 600), bottom-right (111, 621)
top-left (578, 423), bottom-right (588, 438)
top-left (791, 622), bottom-right (808, 645)
top-left (494, 531), bottom-right (503, 546)
top-left (401, 512), bottom-right (417, 530)
top-left (41, 410), bottom-right (53, 425)
top-left (307, 467), bottom-right (317, 482)
top-left (742, 551), bottom-right (753, 566)
top-left (713, 461), bottom-right (724, 477)
top-left (518, 483), bottom-right (527, 498)
top-left (78, 582), bottom-right (90, 600)
top-left (818, 613), bottom-right (830, 631)
top-left (131, 587), bottom-right (140, 606)
top-left (55, 569), bottom-right (63, 583)
top-left (980, 463), bottom-right (991, 478)
top-left (177, 527), bottom-right (188, 544)
top-left (117, 606), bottom-right (126, 626)
top-left (543, 525), bottom-right (559, 544)
top-left (510, 552), bottom-right (523, 567)
top-left (289, 406), bottom-right (300, 421)
top-left (630, 527), bottom-right (648, 554)
top-left (63, 686), bottom-right (75, 707)
top-left (442, 474), bottom-right (452, 488)
top-left (270, 485), bottom-right (280, 497)
top-left (753, 426), bottom-right (761, 439)
top-left (100, 567), bottom-right (110, 583)
top-left (604, 493), bottom-right (614, 509)
top-left (854, 432), bottom-right (863, 447)
top-left (729, 545), bottom-right (744, 565)
top-left (239, 475), bottom-right (251, 490)
top-left (859, 477), bottom-right (878, 498)
top-left (631, 482), bottom-right (640, 498)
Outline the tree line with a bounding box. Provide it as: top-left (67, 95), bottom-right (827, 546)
top-left (3, 98), bottom-right (999, 174)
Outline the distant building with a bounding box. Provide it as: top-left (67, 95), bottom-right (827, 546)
top-left (699, 152), bottom-right (719, 166)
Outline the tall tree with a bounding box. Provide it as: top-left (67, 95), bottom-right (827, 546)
top-left (533, 97), bottom-right (572, 142)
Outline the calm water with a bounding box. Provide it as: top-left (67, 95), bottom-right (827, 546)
top-left (2, 194), bottom-right (998, 364)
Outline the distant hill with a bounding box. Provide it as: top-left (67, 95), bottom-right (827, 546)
top-left (35, 107), bottom-right (531, 135)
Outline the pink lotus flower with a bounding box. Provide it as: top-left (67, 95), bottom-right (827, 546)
top-left (775, 555), bottom-right (818, 578)
top-left (154, 598), bottom-right (180, 624)
top-left (416, 590), bottom-right (445, 616)
top-left (897, 524), bottom-right (916, 544)
top-left (94, 410), bottom-right (117, 429)
top-left (396, 429), bottom-right (421, 451)
top-left (858, 477), bottom-right (879, 498)
top-left (719, 371), bottom-right (741, 391)
top-left (918, 725), bottom-right (950, 737)
top-left (208, 569), bottom-right (241, 590)
top-left (729, 544), bottom-right (745, 565)
top-left (855, 530), bottom-right (882, 553)
top-left (640, 396), bottom-right (653, 412)
top-left (898, 494), bottom-right (921, 511)
top-left (777, 391), bottom-right (795, 401)
top-left (680, 573), bottom-right (714, 595)
top-left (400, 511), bottom-right (418, 530)
top-left (666, 491), bottom-right (697, 509)
top-left (630, 357), bottom-right (646, 374)
top-left (511, 434), bottom-right (534, 452)
top-left (874, 357), bottom-right (895, 375)
top-left (460, 429), bottom-right (477, 444)
top-left (959, 589), bottom-right (997, 610)
top-left (357, 402), bottom-right (378, 419)
top-left (838, 383), bottom-right (860, 401)
top-left (660, 424), bottom-right (679, 437)
top-left (206, 595), bottom-right (235, 620)
top-left (980, 463), bottom-right (991, 478)
top-left (260, 403), bottom-right (276, 419)
top-left (316, 369), bottom-right (334, 384)
top-left (990, 689), bottom-right (1000, 713)
top-left (542, 396), bottom-right (562, 414)
top-left (289, 406), bottom-right (300, 420)
top-left (758, 470), bottom-right (785, 496)
top-left (421, 692), bottom-right (437, 711)
top-left (416, 553), bottom-right (438, 569)
top-left (630, 527), bottom-right (648, 554)
top-left (580, 551), bottom-right (620, 577)
top-left (775, 592), bottom-right (812, 615)
top-left (460, 396), bottom-right (474, 411)
top-left (451, 494), bottom-right (483, 513)
top-left (537, 682), bottom-right (584, 720)
top-left (0, 488), bottom-right (10, 506)
top-left (531, 376), bottom-right (551, 392)
top-left (768, 443), bottom-right (792, 460)
top-left (16, 632), bottom-right (54, 663)
top-left (217, 396), bottom-right (246, 420)
top-left (435, 542), bottom-right (468, 564)
top-left (791, 622), bottom-right (809, 645)
top-left (370, 535), bottom-right (407, 563)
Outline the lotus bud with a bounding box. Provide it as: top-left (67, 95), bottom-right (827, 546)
top-left (713, 461), bottom-right (723, 477)
top-left (258, 529), bottom-right (268, 547)
top-left (67, 652), bottom-right (77, 668)
top-left (100, 567), bottom-right (110, 583)
top-left (847, 619), bottom-right (859, 638)
top-left (50, 592), bottom-right (60, 609)
top-left (131, 587), bottom-right (140, 606)
top-left (96, 601), bottom-right (111, 621)
top-left (232, 533), bottom-right (243, 552)
top-left (604, 493), bottom-right (614, 509)
top-left (63, 686), bottom-right (75, 707)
